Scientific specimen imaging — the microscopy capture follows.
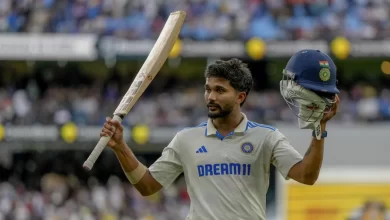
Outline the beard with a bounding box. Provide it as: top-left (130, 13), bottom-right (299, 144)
top-left (207, 103), bottom-right (234, 119)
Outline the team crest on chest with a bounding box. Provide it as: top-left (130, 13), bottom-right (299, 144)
top-left (241, 142), bottom-right (254, 154)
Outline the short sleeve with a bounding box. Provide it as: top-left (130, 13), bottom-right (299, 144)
top-left (148, 133), bottom-right (183, 189)
top-left (267, 130), bottom-right (303, 180)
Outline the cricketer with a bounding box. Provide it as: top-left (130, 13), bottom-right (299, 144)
top-left (101, 50), bottom-right (340, 220)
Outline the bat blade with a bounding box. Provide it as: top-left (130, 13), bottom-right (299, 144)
top-left (83, 11), bottom-right (186, 171)
top-left (114, 11), bottom-right (186, 116)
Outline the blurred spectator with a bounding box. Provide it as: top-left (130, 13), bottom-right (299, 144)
top-left (348, 200), bottom-right (390, 220)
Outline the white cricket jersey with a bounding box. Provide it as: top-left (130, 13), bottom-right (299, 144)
top-left (149, 113), bottom-right (303, 220)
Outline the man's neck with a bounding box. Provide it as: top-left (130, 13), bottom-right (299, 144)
top-left (211, 111), bottom-right (244, 136)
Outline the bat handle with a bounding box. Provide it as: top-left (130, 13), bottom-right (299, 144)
top-left (83, 114), bottom-right (123, 171)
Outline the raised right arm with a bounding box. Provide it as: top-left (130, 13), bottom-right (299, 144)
top-left (102, 117), bottom-right (183, 196)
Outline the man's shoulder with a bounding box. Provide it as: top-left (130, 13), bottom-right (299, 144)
top-left (176, 121), bottom-right (208, 137)
top-left (245, 120), bottom-right (287, 149)
top-left (246, 120), bottom-right (278, 132)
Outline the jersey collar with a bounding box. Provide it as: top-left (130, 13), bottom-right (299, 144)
top-left (205, 113), bottom-right (249, 137)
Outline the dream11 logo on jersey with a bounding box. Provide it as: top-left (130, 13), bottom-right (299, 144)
top-left (197, 163), bottom-right (252, 177)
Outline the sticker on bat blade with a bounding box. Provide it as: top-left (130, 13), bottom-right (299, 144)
top-left (127, 95), bottom-right (135, 103)
top-left (134, 80), bottom-right (143, 88)
top-left (136, 73), bottom-right (146, 80)
top-left (130, 88), bottom-right (138, 96)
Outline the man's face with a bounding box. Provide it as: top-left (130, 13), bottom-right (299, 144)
top-left (204, 77), bottom-right (245, 119)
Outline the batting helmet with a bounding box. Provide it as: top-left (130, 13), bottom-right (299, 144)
top-left (280, 49), bottom-right (339, 139)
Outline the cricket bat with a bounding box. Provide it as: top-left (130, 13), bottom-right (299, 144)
top-left (83, 11), bottom-right (186, 171)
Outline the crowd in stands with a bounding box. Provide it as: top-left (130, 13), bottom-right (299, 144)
top-left (0, 77), bottom-right (389, 127)
top-left (0, 174), bottom-right (192, 220)
top-left (0, 0), bottom-right (389, 40)
top-left (0, 149), bottom-right (187, 220)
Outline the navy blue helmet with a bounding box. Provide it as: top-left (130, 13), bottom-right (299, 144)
top-left (283, 49), bottom-right (339, 95)
top-left (280, 49), bottom-right (339, 139)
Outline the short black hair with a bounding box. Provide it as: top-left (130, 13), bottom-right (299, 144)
top-left (204, 58), bottom-right (253, 106)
